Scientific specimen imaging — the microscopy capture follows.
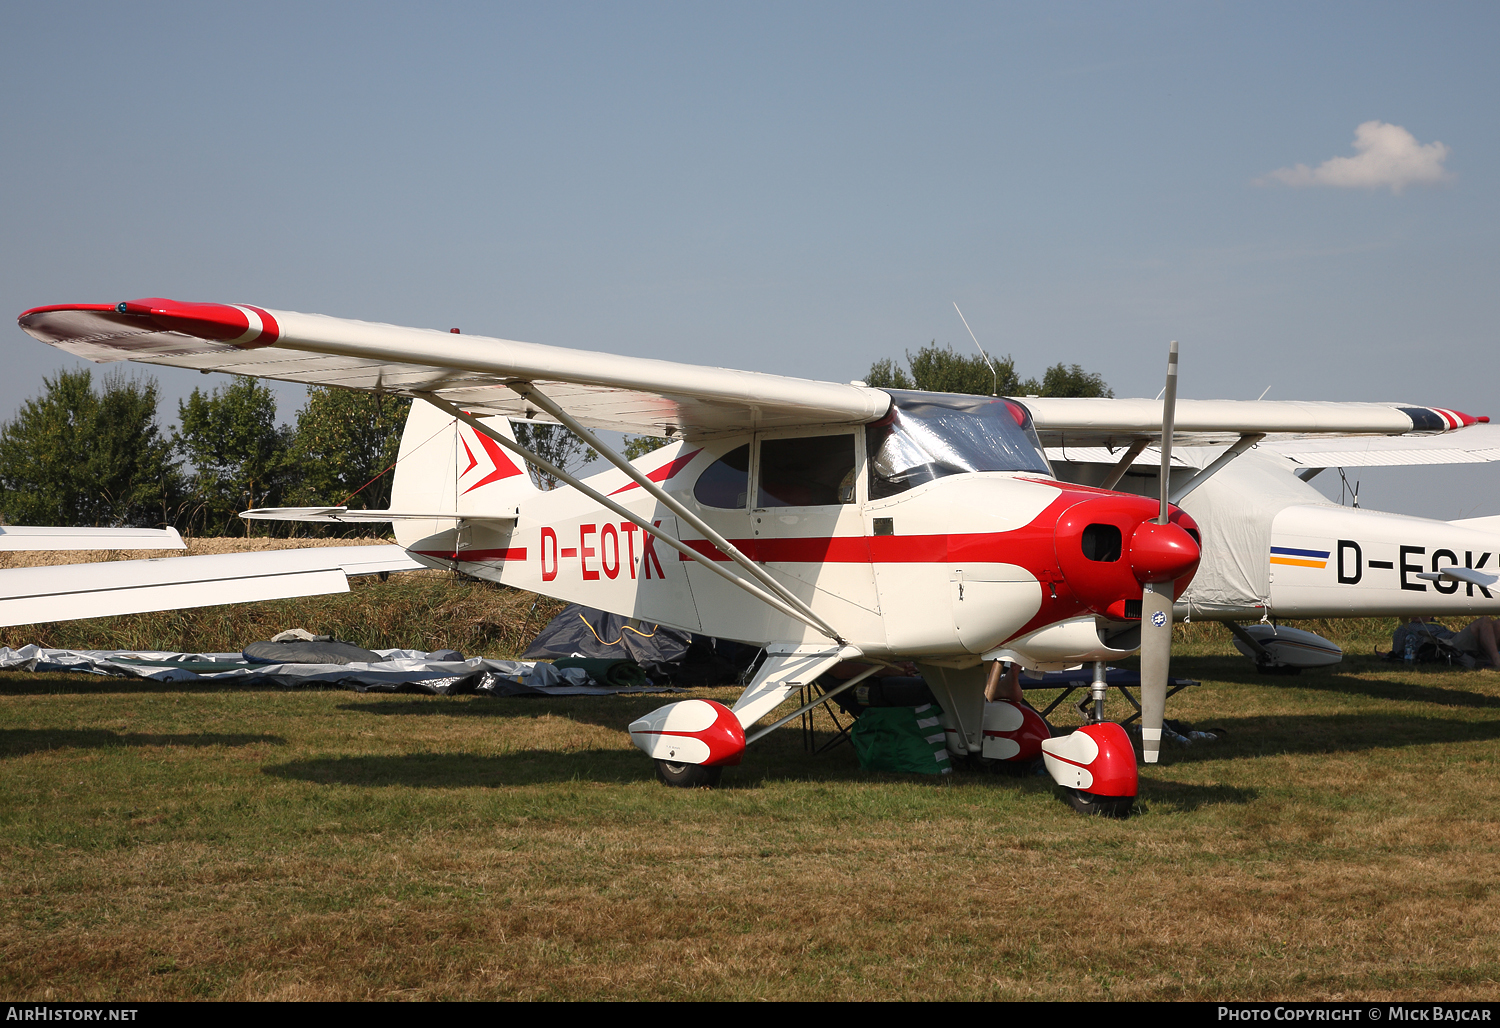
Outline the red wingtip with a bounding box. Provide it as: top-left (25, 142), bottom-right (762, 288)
top-left (122, 298), bottom-right (280, 347)
top-left (19, 298), bottom-right (279, 349)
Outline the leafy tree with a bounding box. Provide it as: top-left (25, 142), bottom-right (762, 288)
top-left (0, 369), bottom-right (182, 527)
top-left (864, 357), bottom-right (914, 391)
top-left (1039, 362), bottom-right (1113, 398)
top-left (865, 342), bottom-right (1111, 398)
top-left (290, 388), bottom-right (412, 510)
top-left (622, 435), bottom-right (668, 461)
top-left (511, 421), bottom-right (596, 490)
top-left (175, 377), bottom-right (293, 535)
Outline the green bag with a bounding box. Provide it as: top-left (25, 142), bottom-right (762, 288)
top-left (850, 702), bottom-right (952, 774)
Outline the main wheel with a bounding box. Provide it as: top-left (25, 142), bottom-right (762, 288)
top-left (655, 759), bottom-right (724, 788)
top-left (1064, 788), bottom-right (1134, 819)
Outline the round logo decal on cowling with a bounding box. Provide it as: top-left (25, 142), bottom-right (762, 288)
top-left (1150, 610), bottom-right (1168, 628)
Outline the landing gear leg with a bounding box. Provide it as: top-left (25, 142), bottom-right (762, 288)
top-left (1089, 659), bottom-right (1107, 722)
top-left (1053, 661), bottom-right (1136, 818)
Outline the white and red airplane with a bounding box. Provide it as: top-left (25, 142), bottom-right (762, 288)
top-left (16, 298), bottom-right (1494, 815)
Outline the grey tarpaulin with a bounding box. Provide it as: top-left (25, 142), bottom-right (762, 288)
top-left (523, 604), bottom-right (692, 666)
top-left (0, 645), bottom-right (675, 696)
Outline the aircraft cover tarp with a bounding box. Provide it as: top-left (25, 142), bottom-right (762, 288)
top-left (523, 604), bottom-right (692, 667)
top-left (1174, 449), bottom-right (1334, 618)
top-left (0, 645), bottom-right (673, 696)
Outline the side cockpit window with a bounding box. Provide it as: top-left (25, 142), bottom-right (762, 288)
top-left (693, 444), bottom-right (751, 509)
top-left (757, 435), bottom-right (856, 508)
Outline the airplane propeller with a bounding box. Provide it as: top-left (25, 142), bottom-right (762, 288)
top-left (1138, 340), bottom-right (1182, 764)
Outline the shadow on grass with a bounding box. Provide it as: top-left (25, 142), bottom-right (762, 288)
top-left (1159, 712), bottom-right (1500, 763)
top-left (332, 693), bottom-right (705, 734)
top-left (1283, 672), bottom-right (1500, 709)
top-left (0, 729), bottom-right (285, 757)
top-left (1135, 779), bottom-right (1259, 812)
top-left (262, 749), bottom-right (658, 787)
top-left (0, 673), bottom-right (261, 696)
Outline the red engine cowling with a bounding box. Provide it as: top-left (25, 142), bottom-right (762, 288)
top-left (1054, 496), bottom-right (1200, 619)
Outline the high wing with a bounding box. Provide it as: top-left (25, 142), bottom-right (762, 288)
top-left (1023, 396), bottom-right (1484, 449)
top-left (18, 298), bottom-right (1482, 442)
top-left (1047, 423), bottom-right (1500, 472)
top-left (0, 545), bottom-right (423, 627)
top-left (19, 299), bottom-right (887, 438)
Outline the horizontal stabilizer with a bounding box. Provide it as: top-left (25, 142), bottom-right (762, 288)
top-left (241, 507), bottom-right (518, 524)
top-left (1416, 566), bottom-right (1500, 589)
top-left (0, 545), bottom-right (423, 628)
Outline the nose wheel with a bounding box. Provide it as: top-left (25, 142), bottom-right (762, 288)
top-left (1063, 788), bottom-right (1135, 819)
top-left (655, 760), bottom-right (724, 788)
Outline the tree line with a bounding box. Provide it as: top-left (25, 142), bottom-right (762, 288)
top-left (0, 370), bottom-right (410, 534)
top-left (624, 343), bottom-right (1113, 459)
top-left (0, 344), bottom-right (1111, 531)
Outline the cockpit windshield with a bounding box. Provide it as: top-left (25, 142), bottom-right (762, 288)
top-left (866, 390), bottom-right (1053, 499)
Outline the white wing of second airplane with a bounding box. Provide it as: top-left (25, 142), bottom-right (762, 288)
top-left (0, 545), bottom-right (422, 628)
top-left (0, 526), bottom-right (185, 551)
top-left (17, 298), bottom-right (1484, 443)
top-left (1047, 423), bottom-right (1500, 471)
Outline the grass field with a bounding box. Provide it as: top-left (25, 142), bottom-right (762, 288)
top-left (2, 571), bottom-right (1499, 1000)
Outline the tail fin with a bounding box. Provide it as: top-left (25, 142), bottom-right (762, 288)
top-left (390, 399), bottom-right (537, 548)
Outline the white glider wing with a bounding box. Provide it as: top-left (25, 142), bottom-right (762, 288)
top-left (17, 298), bottom-right (1484, 442)
top-left (0, 545), bottom-right (422, 628)
top-left (0, 526), bottom-right (185, 551)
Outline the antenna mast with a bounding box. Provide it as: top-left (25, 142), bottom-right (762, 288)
top-left (953, 302), bottom-right (999, 396)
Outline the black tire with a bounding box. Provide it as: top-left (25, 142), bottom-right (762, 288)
top-left (1064, 788), bottom-right (1134, 819)
top-left (655, 759), bottom-right (724, 788)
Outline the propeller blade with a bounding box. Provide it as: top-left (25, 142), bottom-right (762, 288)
top-left (1157, 340), bottom-right (1178, 527)
top-left (1139, 580), bottom-right (1171, 763)
top-left (1142, 340), bottom-right (1179, 764)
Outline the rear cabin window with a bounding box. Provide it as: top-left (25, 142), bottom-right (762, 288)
top-left (693, 444), bottom-right (751, 509)
top-left (757, 435), bottom-right (856, 508)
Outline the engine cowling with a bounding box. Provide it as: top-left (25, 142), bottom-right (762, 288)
top-left (1053, 495), bottom-right (1200, 619)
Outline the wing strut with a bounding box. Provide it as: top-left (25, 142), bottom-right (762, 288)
top-left (510, 381), bottom-right (847, 645)
top-left (415, 393), bottom-right (846, 645)
top-left (1167, 433), bottom-right (1266, 505)
top-left (1099, 438), bottom-right (1151, 490)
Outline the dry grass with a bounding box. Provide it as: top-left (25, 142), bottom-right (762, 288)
top-left (3, 640), bottom-right (1500, 1000)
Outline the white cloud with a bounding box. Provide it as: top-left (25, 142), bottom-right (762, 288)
top-left (1257, 121), bottom-right (1452, 194)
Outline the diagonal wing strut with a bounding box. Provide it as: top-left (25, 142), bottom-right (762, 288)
top-left (415, 392), bottom-right (847, 645)
top-left (509, 381), bottom-right (846, 644)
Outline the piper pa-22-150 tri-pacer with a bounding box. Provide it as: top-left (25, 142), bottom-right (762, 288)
top-left (16, 297), bottom-right (1493, 815)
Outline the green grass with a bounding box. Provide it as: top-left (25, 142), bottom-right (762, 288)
top-left (2, 597), bottom-right (1499, 999)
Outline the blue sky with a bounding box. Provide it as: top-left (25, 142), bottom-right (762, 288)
top-left (3, 2), bottom-right (1496, 516)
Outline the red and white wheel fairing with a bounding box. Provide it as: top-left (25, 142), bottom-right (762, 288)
top-left (980, 699), bottom-right (1051, 761)
top-left (1039, 722), bottom-right (1138, 797)
top-left (628, 699), bottom-right (745, 766)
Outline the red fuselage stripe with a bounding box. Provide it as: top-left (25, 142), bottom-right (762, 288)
top-left (414, 548), bottom-right (528, 562)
